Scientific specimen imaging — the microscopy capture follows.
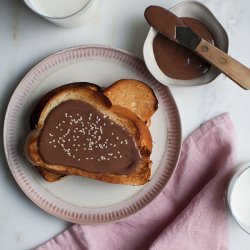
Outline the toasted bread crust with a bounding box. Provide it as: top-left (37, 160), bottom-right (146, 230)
top-left (30, 82), bottom-right (101, 130)
top-left (26, 85), bottom-right (152, 185)
top-left (103, 79), bottom-right (158, 123)
top-left (37, 168), bottom-right (66, 182)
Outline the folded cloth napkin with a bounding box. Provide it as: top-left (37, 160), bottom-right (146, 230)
top-left (37, 113), bottom-right (235, 250)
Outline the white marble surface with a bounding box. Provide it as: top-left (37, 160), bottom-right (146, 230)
top-left (0, 0), bottom-right (250, 249)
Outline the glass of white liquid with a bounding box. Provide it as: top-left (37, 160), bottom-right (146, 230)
top-left (23, 0), bottom-right (98, 27)
top-left (227, 163), bottom-right (250, 234)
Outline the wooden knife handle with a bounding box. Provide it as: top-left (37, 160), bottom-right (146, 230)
top-left (195, 39), bottom-right (250, 90)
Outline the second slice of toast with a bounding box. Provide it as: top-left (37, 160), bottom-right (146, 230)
top-left (103, 79), bottom-right (158, 124)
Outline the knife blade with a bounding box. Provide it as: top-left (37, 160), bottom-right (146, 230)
top-left (144, 5), bottom-right (250, 90)
top-left (145, 5), bottom-right (201, 50)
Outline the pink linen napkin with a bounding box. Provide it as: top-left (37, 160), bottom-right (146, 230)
top-left (37, 113), bottom-right (235, 250)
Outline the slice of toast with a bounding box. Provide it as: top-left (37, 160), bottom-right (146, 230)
top-left (30, 82), bottom-right (101, 182)
top-left (30, 82), bottom-right (101, 129)
top-left (103, 79), bottom-right (158, 124)
top-left (32, 80), bottom-right (158, 183)
top-left (25, 84), bottom-right (152, 185)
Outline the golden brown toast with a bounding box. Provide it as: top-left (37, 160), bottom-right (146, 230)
top-left (26, 84), bottom-right (153, 185)
top-left (32, 80), bottom-right (158, 182)
top-left (103, 79), bottom-right (158, 124)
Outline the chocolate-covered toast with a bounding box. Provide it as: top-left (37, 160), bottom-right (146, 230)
top-left (25, 82), bottom-right (156, 185)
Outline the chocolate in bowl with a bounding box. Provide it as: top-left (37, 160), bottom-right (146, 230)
top-left (153, 17), bottom-right (215, 80)
top-left (143, 1), bottom-right (229, 87)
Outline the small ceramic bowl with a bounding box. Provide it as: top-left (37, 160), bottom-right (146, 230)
top-left (227, 163), bottom-right (250, 234)
top-left (143, 1), bottom-right (229, 87)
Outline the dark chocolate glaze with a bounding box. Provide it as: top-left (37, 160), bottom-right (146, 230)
top-left (38, 100), bottom-right (141, 175)
top-left (153, 17), bottom-right (215, 80)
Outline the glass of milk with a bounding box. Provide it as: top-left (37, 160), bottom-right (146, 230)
top-left (23, 0), bottom-right (98, 27)
top-left (227, 163), bottom-right (250, 234)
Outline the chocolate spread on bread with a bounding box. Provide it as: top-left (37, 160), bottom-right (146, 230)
top-left (152, 17), bottom-right (215, 79)
top-left (38, 100), bottom-right (141, 175)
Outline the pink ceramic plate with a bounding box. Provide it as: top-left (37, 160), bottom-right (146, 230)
top-left (4, 45), bottom-right (181, 223)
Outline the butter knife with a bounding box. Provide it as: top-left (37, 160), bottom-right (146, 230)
top-left (145, 5), bottom-right (250, 90)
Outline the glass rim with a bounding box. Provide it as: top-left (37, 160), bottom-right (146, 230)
top-left (23, 0), bottom-right (92, 20)
top-left (227, 164), bottom-right (250, 234)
